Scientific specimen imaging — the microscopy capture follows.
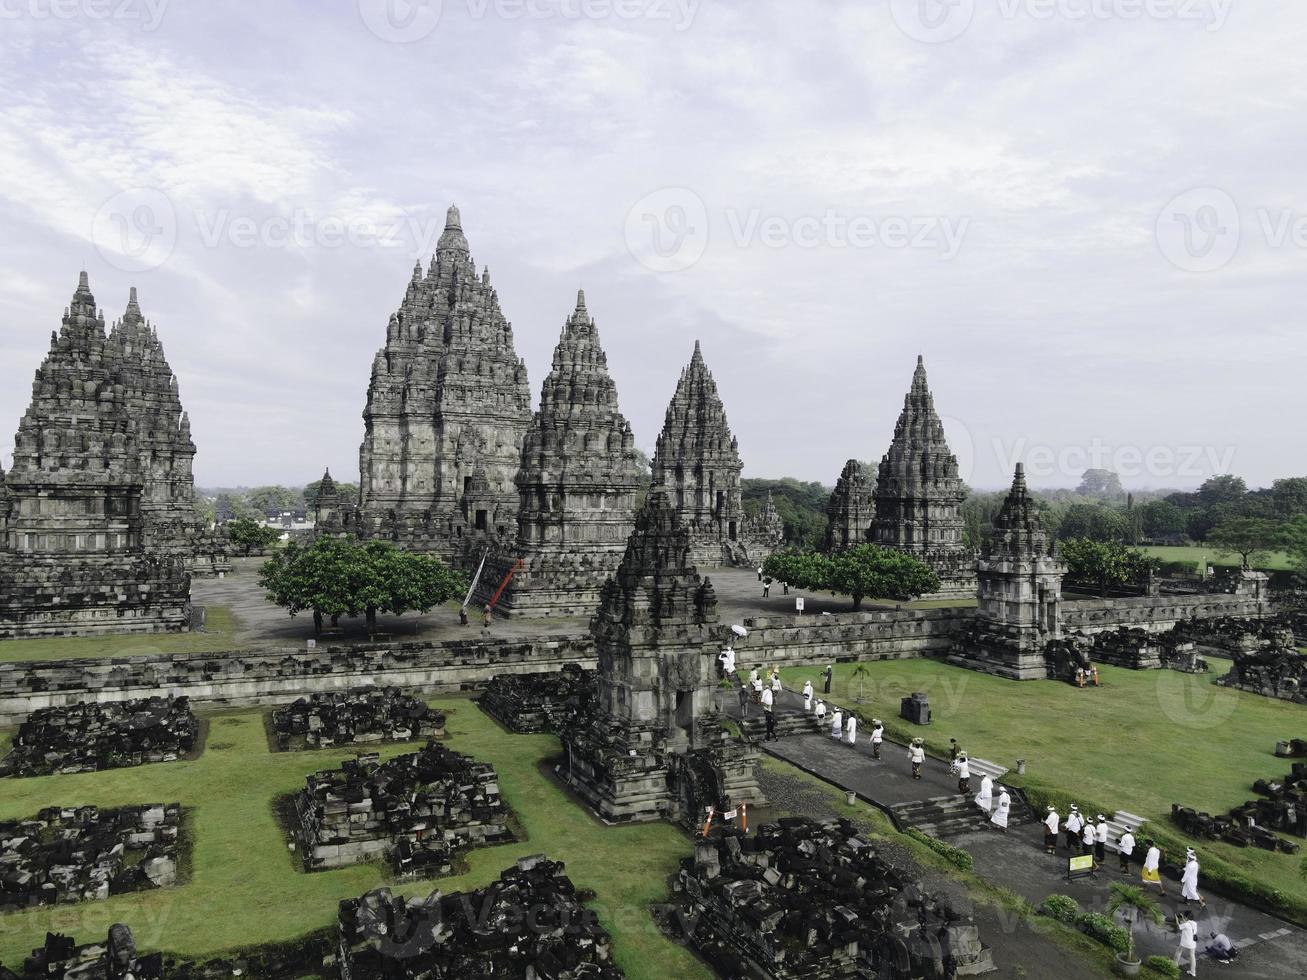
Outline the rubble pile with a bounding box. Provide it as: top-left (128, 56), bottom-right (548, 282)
top-left (1275, 739), bottom-right (1307, 758)
top-left (1172, 771), bottom-right (1305, 854)
top-left (668, 817), bottom-right (995, 978)
top-left (0, 697), bottom-right (198, 777)
top-left (271, 686), bottom-right (444, 751)
top-left (1085, 627), bottom-right (1162, 670)
top-left (295, 742), bottom-right (514, 874)
top-left (0, 804), bottom-right (181, 910)
top-left (479, 663), bottom-right (595, 734)
top-left (1216, 641), bottom-right (1307, 704)
top-left (1172, 616), bottom-right (1295, 656)
top-left (0, 924), bottom-right (163, 980)
top-left (336, 854), bottom-right (623, 979)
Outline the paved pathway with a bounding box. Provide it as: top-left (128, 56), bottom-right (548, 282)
top-left (733, 682), bottom-right (1307, 979)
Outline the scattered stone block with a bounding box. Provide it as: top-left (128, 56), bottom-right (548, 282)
top-left (270, 686), bottom-right (443, 751)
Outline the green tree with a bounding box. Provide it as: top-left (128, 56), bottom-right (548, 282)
top-left (245, 485), bottom-right (304, 516)
top-left (1138, 499), bottom-right (1186, 539)
top-left (827, 544), bottom-right (940, 610)
top-left (1075, 468), bottom-right (1125, 500)
top-left (226, 517), bottom-right (281, 556)
top-left (1106, 882), bottom-right (1164, 966)
top-left (1061, 538), bottom-right (1155, 598)
top-left (1056, 504), bottom-right (1128, 543)
top-left (1271, 478), bottom-right (1307, 519)
top-left (743, 478), bottom-right (831, 548)
top-left (762, 548), bottom-right (831, 591)
top-left (1207, 517), bottom-right (1286, 570)
top-left (1196, 474), bottom-right (1248, 506)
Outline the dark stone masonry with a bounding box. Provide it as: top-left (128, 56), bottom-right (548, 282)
top-left (667, 817), bottom-right (994, 978)
top-left (1172, 760), bottom-right (1306, 855)
top-left (479, 662), bottom-right (596, 734)
top-left (294, 742), bottom-right (514, 873)
top-left (0, 804), bottom-right (181, 910)
top-left (270, 685), bottom-right (444, 751)
top-left (0, 924), bottom-right (162, 980)
top-left (0, 696), bottom-right (197, 777)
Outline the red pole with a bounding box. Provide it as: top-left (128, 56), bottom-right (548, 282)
top-left (487, 559), bottom-right (525, 612)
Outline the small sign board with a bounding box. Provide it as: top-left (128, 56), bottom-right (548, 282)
top-left (1067, 854), bottom-right (1095, 881)
top-left (795, 597), bottom-right (805, 614)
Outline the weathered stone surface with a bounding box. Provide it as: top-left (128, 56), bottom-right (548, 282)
top-left (651, 342), bottom-right (748, 567)
top-left (353, 206), bottom-right (532, 566)
top-left (0, 804), bottom-right (182, 910)
top-left (1216, 628), bottom-right (1307, 703)
top-left (0, 274), bottom-right (195, 638)
top-left (479, 291), bottom-right (643, 617)
top-left (295, 742), bottom-right (514, 873)
top-left (870, 357), bottom-right (976, 598)
top-left (337, 855), bottom-right (623, 979)
top-left (0, 696), bottom-right (197, 777)
top-left (1, 923), bottom-right (163, 980)
top-left (823, 459), bottom-right (874, 552)
top-left (270, 685), bottom-right (444, 751)
top-left (561, 489), bottom-right (763, 823)
top-left (741, 490), bottom-right (785, 563)
top-left (480, 663), bottom-right (595, 734)
top-left (951, 464), bottom-right (1065, 680)
top-left (667, 817), bottom-right (994, 978)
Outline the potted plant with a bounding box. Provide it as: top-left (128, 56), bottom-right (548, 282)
top-left (1106, 881), bottom-right (1163, 976)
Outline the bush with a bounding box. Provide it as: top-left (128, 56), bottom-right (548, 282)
top-left (904, 828), bottom-right (974, 872)
top-left (1145, 955), bottom-right (1181, 978)
top-left (1074, 911), bottom-right (1131, 955)
top-left (1039, 894), bottom-right (1079, 924)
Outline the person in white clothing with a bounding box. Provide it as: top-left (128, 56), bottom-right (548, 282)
top-left (830, 707), bottom-right (843, 739)
top-left (1181, 849), bottom-right (1205, 908)
top-left (844, 713), bottom-right (857, 746)
top-left (1142, 842), bottom-right (1167, 895)
top-left (909, 738), bottom-right (925, 780)
top-left (991, 786), bottom-right (1011, 832)
top-left (956, 752), bottom-right (971, 794)
top-left (1081, 819), bottom-right (1096, 863)
top-left (975, 773), bottom-right (993, 813)
top-left (1117, 828), bottom-right (1136, 874)
top-left (802, 680), bottom-right (814, 711)
top-left (814, 699), bottom-right (827, 723)
top-left (770, 670), bottom-right (782, 694)
top-left (718, 647), bottom-right (736, 677)
top-left (1174, 911), bottom-right (1199, 977)
top-left (1043, 807), bottom-right (1060, 854)
top-left (1064, 806), bottom-right (1083, 854)
top-left (760, 686), bottom-right (776, 742)
top-left (870, 719), bottom-right (884, 759)
top-left (1094, 815), bottom-right (1109, 867)
top-left (760, 687), bottom-right (774, 711)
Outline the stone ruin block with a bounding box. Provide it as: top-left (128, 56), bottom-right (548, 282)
top-left (665, 817), bottom-right (995, 978)
top-left (294, 741), bottom-right (515, 874)
top-left (479, 663), bottom-right (595, 735)
top-left (1086, 627), bottom-right (1162, 670)
top-left (1171, 799), bottom-right (1301, 855)
top-left (337, 854), bottom-right (623, 979)
top-left (0, 923), bottom-right (162, 980)
top-left (0, 804), bottom-right (182, 911)
top-left (270, 686), bottom-right (444, 751)
top-left (1212, 628), bottom-right (1307, 704)
top-left (1274, 739), bottom-right (1307, 758)
top-left (0, 697), bottom-right (198, 777)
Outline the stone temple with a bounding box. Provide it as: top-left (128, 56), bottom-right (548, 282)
top-left (478, 290), bottom-right (644, 617)
top-left (953, 464), bottom-right (1065, 679)
top-left (650, 342), bottom-right (748, 567)
top-left (0, 274), bottom-right (193, 638)
top-left (823, 458), bottom-right (875, 551)
top-left (353, 206), bottom-right (532, 567)
top-left (562, 489), bottom-right (763, 823)
top-left (870, 356), bottom-right (976, 598)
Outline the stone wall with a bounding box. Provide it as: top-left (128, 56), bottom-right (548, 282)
top-left (737, 606), bottom-right (970, 666)
top-left (1062, 592), bottom-right (1270, 634)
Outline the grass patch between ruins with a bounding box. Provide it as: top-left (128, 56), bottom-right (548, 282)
top-left (772, 657), bottom-right (1307, 922)
top-left (0, 700), bottom-right (713, 980)
top-left (0, 605), bottom-right (243, 663)
top-left (1139, 544), bottom-right (1295, 572)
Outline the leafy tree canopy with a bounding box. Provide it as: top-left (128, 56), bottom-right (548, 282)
top-left (1061, 538), bottom-right (1157, 598)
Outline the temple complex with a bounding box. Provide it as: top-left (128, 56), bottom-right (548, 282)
top-left (870, 356), bottom-right (975, 598)
top-left (952, 464), bottom-right (1065, 679)
top-left (477, 291), bottom-right (644, 617)
top-left (561, 489), bottom-right (763, 823)
top-left (0, 274), bottom-right (192, 638)
top-left (353, 206), bottom-right (532, 567)
top-left (740, 489), bottom-right (785, 560)
top-left (823, 458), bottom-right (874, 551)
top-left (650, 342), bottom-right (747, 567)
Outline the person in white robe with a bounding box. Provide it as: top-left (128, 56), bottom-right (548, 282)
top-left (1043, 807), bottom-right (1060, 854)
top-left (844, 713), bottom-right (857, 746)
top-left (1081, 819), bottom-right (1096, 862)
top-left (1117, 828), bottom-right (1136, 874)
top-left (956, 752), bottom-right (971, 794)
top-left (1141, 843), bottom-right (1167, 895)
top-left (814, 699), bottom-right (827, 723)
top-left (802, 680), bottom-right (814, 711)
top-left (991, 786), bottom-right (1011, 831)
top-left (770, 670), bottom-right (782, 694)
top-left (1174, 911), bottom-right (1199, 978)
top-left (1181, 849), bottom-right (1204, 907)
top-left (718, 648), bottom-right (736, 677)
top-left (975, 773), bottom-right (993, 813)
top-left (830, 707), bottom-right (843, 739)
top-left (1065, 806), bottom-right (1083, 854)
top-left (870, 720), bottom-right (884, 759)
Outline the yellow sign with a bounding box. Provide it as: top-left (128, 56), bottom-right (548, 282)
top-left (1069, 855), bottom-right (1094, 873)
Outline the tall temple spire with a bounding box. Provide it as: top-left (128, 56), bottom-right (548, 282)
top-left (437, 203), bottom-right (469, 257)
top-left (123, 286), bottom-right (144, 325)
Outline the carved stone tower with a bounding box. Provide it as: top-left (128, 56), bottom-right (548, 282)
top-left (871, 356), bottom-right (975, 598)
top-left (824, 458), bottom-right (874, 552)
top-left (650, 342), bottom-right (745, 567)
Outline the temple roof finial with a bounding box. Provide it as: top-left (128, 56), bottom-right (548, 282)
top-left (576, 288), bottom-right (586, 311)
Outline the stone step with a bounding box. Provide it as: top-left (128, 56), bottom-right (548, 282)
top-left (893, 792), bottom-right (1040, 839)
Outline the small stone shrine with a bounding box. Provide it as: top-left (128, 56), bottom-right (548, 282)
top-left (336, 854), bottom-right (623, 979)
top-left (0, 804), bottom-right (181, 910)
top-left (561, 489), bottom-right (763, 824)
top-left (294, 742), bottom-right (514, 873)
top-left (0, 924), bottom-right (162, 980)
top-left (479, 663), bottom-right (596, 734)
top-left (0, 696), bottom-right (198, 777)
top-left (667, 817), bottom-right (995, 978)
top-left (270, 686), bottom-right (444, 751)
top-left (823, 459), bottom-right (874, 551)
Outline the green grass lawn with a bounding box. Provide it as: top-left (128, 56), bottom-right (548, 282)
top-left (0, 606), bottom-right (242, 663)
top-left (0, 701), bottom-right (710, 980)
top-left (1140, 544), bottom-right (1295, 572)
top-left (774, 658), bottom-right (1307, 914)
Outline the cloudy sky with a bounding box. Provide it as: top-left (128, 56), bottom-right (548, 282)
top-left (1, 0), bottom-right (1303, 491)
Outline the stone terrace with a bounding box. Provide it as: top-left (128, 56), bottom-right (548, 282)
top-left (270, 686), bottom-right (444, 751)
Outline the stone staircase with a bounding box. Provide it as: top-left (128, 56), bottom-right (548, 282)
top-left (737, 709), bottom-right (826, 742)
top-left (892, 791), bottom-right (1039, 840)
